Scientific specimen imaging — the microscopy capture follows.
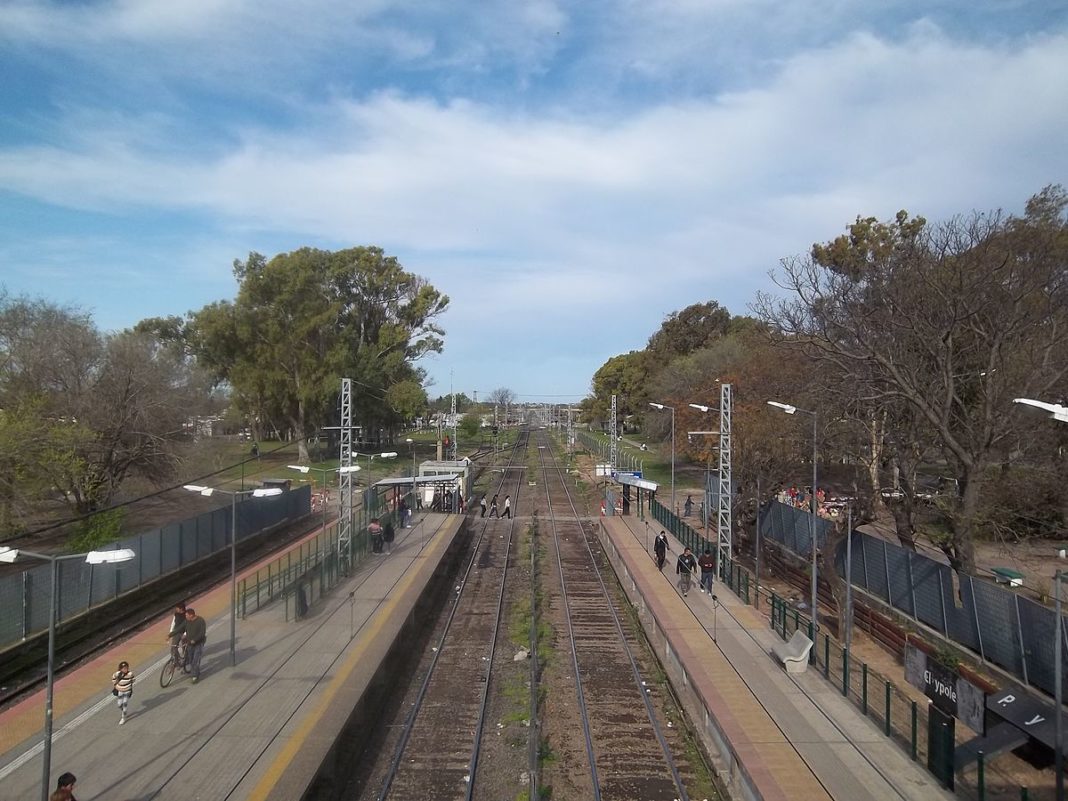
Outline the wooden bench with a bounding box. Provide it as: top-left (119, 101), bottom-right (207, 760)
top-left (991, 567), bottom-right (1024, 587)
top-left (772, 630), bottom-right (813, 674)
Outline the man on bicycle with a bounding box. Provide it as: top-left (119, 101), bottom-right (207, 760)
top-left (167, 602), bottom-right (187, 665)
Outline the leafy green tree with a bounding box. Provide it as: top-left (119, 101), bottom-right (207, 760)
top-left (188, 247), bottom-right (449, 463)
top-left (646, 301), bottom-right (732, 365)
top-left (584, 351), bottom-right (649, 427)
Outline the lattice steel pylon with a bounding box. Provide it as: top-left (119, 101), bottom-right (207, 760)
top-left (338, 378), bottom-right (354, 564)
top-left (609, 394), bottom-right (618, 471)
top-left (716, 382), bottom-right (733, 579)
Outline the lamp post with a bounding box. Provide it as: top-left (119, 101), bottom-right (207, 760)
top-left (406, 438), bottom-right (418, 514)
top-left (649, 402), bottom-right (676, 515)
top-left (183, 485), bottom-right (283, 667)
top-left (688, 403), bottom-right (719, 537)
top-left (0, 546), bottom-right (136, 801)
top-left (767, 400), bottom-right (819, 637)
top-left (1013, 397), bottom-right (1067, 801)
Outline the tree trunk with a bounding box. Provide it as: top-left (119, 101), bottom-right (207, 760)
top-left (821, 516), bottom-right (848, 639)
top-left (291, 398), bottom-right (310, 464)
top-left (943, 466), bottom-right (980, 578)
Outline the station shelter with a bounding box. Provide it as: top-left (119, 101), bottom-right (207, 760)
top-left (602, 471), bottom-right (659, 518)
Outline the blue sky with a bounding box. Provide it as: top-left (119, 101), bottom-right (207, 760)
top-left (1, 1), bottom-right (1066, 402)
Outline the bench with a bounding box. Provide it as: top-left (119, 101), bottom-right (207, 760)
top-left (991, 567), bottom-right (1024, 587)
top-left (772, 630), bottom-right (813, 674)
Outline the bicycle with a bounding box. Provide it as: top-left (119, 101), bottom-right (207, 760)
top-left (160, 637), bottom-right (189, 688)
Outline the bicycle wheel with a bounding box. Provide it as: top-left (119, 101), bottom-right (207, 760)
top-left (160, 659), bottom-right (176, 688)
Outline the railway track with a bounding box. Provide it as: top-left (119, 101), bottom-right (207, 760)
top-left (375, 431), bottom-right (532, 801)
top-left (537, 429), bottom-right (690, 801)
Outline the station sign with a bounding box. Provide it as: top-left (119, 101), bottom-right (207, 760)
top-left (904, 644), bottom-right (986, 733)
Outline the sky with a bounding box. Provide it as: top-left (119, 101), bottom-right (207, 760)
top-left (1, 1), bottom-right (1066, 403)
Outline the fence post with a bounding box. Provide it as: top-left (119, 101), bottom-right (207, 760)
top-left (842, 649), bottom-right (849, 696)
top-left (910, 700), bottom-right (917, 760)
top-left (977, 750), bottom-right (985, 801)
top-left (1020, 787), bottom-right (1028, 800)
top-left (823, 634), bottom-right (829, 678)
top-left (884, 680), bottom-right (892, 736)
top-left (862, 663), bottom-right (869, 715)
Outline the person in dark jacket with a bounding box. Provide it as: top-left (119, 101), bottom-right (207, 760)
top-left (676, 547), bottom-right (698, 597)
top-left (698, 549), bottom-right (716, 593)
top-left (653, 531), bottom-right (669, 571)
top-left (183, 608), bottom-right (207, 682)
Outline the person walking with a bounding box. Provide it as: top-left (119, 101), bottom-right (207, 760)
top-left (50, 772), bottom-right (77, 801)
top-left (698, 549), bottom-right (716, 594)
top-left (684, 495), bottom-right (693, 517)
top-left (480, 494), bottom-right (487, 518)
top-left (676, 547), bottom-right (698, 597)
top-left (111, 660), bottom-right (134, 724)
top-left (183, 607), bottom-right (207, 682)
top-left (653, 530), bottom-right (669, 571)
top-left (489, 494), bottom-right (499, 518)
top-left (502, 495), bottom-right (512, 519)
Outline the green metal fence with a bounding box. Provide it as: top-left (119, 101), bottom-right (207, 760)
top-left (238, 494), bottom-right (405, 620)
top-left (646, 494), bottom-right (1039, 799)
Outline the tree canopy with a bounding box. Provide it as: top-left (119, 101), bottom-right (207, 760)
top-left (185, 247), bottom-right (448, 462)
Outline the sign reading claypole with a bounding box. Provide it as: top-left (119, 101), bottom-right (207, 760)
top-left (904, 644), bottom-right (986, 734)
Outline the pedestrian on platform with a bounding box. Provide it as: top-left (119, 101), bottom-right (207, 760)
top-left (50, 771), bottom-right (77, 801)
top-left (183, 608), bottom-right (207, 682)
top-left (383, 519), bottom-right (395, 553)
top-left (480, 494), bottom-right (487, 518)
top-left (653, 530), bottom-right (669, 571)
top-left (489, 494), bottom-right (499, 518)
top-left (684, 495), bottom-right (693, 517)
top-left (502, 495), bottom-right (512, 519)
top-left (400, 499), bottom-right (411, 528)
top-left (698, 549), bottom-right (716, 594)
top-left (112, 660), bottom-right (134, 724)
top-left (369, 517), bottom-right (384, 553)
top-left (676, 547), bottom-right (698, 597)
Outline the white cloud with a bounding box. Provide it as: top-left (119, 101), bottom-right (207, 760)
top-left (2, 15), bottom-right (1066, 395)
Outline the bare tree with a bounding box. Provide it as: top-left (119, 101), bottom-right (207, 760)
top-left (754, 188), bottom-right (1068, 578)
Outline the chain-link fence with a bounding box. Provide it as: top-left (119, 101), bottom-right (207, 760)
top-left (761, 501), bottom-right (1068, 703)
top-left (0, 486), bottom-right (311, 651)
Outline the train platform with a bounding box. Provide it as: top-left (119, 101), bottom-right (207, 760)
top-left (599, 515), bottom-right (953, 801)
top-left (0, 511), bottom-right (465, 801)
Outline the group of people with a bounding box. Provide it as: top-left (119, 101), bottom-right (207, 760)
top-left (479, 493), bottom-right (512, 519)
top-left (368, 517), bottom-right (396, 554)
top-left (776, 485), bottom-right (828, 514)
top-left (653, 530), bottom-right (716, 597)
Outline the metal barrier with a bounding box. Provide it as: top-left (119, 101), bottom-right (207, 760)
top-left (0, 487), bottom-right (311, 651)
top-left (238, 491), bottom-right (404, 621)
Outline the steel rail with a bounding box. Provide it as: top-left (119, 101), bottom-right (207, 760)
top-left (539, 429), bottom-right (689, 801)
top-left (376, 432), bottom-right (526, 801)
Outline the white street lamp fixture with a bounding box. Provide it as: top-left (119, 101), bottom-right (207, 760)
top-left (1013, 397), bottom-right (1068, 423)
top-left (766, 400), bottom-right (799, 415)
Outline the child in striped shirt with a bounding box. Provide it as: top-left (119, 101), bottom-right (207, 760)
top-left (111, 661), bottom-right (134, 724)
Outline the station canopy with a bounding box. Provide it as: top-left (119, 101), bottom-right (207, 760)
top-left (614, 473), bottom-right (659, 492)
